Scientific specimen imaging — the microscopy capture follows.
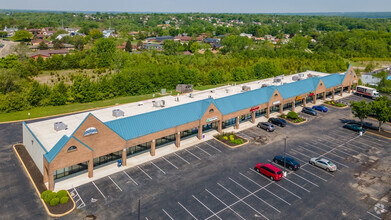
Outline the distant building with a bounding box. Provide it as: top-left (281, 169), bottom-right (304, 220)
top-left (30, 49), bottom-right (70, 60)
top-left (143, 43), bottom-right (163, 51)
top-left (361, 66), bottom-right (391, 86)
top-left (3, 26), bottom-right (18, 37)
top-left (155, 36), bottom-right (174, 42)
top-left (103, 29), bottom-right (115, 38)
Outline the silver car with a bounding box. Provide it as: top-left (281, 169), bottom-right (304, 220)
top-left (257, 122), bottom-right (275, 132)
top-left (309, 158), bottom-right (337, 172)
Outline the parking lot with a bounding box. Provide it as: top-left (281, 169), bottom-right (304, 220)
top-left (63, 97), bottom-right (390, 220)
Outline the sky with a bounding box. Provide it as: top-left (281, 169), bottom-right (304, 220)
top-left (1, 0), bottom-right (391, 13)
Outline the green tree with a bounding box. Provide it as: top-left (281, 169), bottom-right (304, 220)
top-left (27, 81), bottom-right (44, 106)
top-left (208, 69), bottom-right (224, 85)
top-left (89, 29), bottom-right (103, 39)
top-left (12, 30), bottom-right (32, 42)
top-left (50, 81), bottom-right (68, 105)
top-left (350, 100), bottom-right (372, 127)
top-left (137, 40), bottom-right (144, 49)
top-left (163, 40), bottom-right (178, 55)
top-left (125, 39), bottom-right (132, 52)
top-left (37, 41), bottom-right (49, 50)
top-left (189, 42), bottom-right (199, 53)
top-left (0, 31), bottom-right (7, 38)
top-left (53, 41), bottom-right (64, 49)
top-left (94, 38), bottom-right (116, 67)
top-left (371, 98), bottom-right (391, 131)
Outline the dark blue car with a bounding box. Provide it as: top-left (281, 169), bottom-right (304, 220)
top-left (312, 105), bottom-right (328, 112)
top-left (273, 156), bottom-right (300, 171)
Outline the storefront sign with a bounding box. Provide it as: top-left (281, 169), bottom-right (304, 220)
top-left (206, 116), bottom-right (218, 123)
top-left (250, 106), bottom-right (259, 112)
top-left (296, 96), bottom-right (302, 101)
top-left (272, 101), bottom-right (280, 105)
top-left (308, 92), bottom-right (314, 96)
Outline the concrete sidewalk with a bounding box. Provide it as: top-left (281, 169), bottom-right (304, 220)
top-left (53, 93), bottom-right (352, 191)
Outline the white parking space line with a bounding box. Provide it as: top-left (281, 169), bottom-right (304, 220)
top-left (237, 133), bottom-right (253, 140)
top-left (193, 195), bottom-right (222, 220)
top-left (72, 187), bottom-right (86, 209)
top-left (291, 148), bottom-right (313, 159)
top-left (283, 176), bottom-right (311, 192)
top-left (92, 181), bottom-right (106, 199)
top-left (321, 156), bottom-right (349, 168)
top-left (285, 152), bottom-right (307, 163)
top-left (364, 133), bottom-right (390, 144)
top-left (239, 172), bottom-right (291, 205)
top-left (321, 135), bottom-right (367, 151)
top-left (151, 161), bottom-right (166, 174)
top-left (123, 171), bottom-right (138, 185)
top-left (174, 152), bottom-right (191, 164)
top-left (351, 138), bottom-right (382, 148)
top-left (162, 156), bottom-right (179, 169)
top-left (108, 176), bottom-right (123, 192)
top-left (311, 141), bottom-right (353, 156)
top-left (298, 167), bottom-right (327, 182)
top-left (316, 137), bottom-right (367, 156)
top-left (217, 184), bottom-right (270, 219)
top-left (205, 142), bottom-right (222, 152)
top-left (291, 173), bottom-right (319, 187)
top-left (249, 168), bottom-right (302, 199)
top-left (286, 152), bottom-right (335, 177)
top-left (205, 189), bottom-right (246, 220)
top-left (367, 211), bottom-right (381, 220)
top-left (185, 149), bottom-right (201, 160)
top-left (247, 129), bottom-right (260, 137)
top-left (178, 202), bottom-right (198, 220)
top-left (138, 166), bottom-right (153, 180)
top-left (229, 177), bottom-right (281, 213)
top-left (162, 209), bottom-right (174, 220)
top-left (298, 145), bottom-right (346, 160)
top-left (196, 146), bottom-right (212, 156)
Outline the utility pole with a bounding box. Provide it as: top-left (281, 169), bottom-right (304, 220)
top-left (283, 136), bottom-right (288, 177)
top-left (138, 199), bottom-right (141, 220)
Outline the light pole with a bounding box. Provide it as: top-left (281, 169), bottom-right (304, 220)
top-left (283, 136), bottom-right (288, 177)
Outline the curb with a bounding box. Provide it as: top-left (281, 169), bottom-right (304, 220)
top-left (279, 117), bottom-right (307, 125)
top-left (213, 137), bottom-right (249, 149)
top-left (367, 117), bottom-right (391, 125)
top-left (366, 131), bottom-right (391, 140)
top-left (13, 144), bottom-right (76, 217)
top-left (323, 103), bottom-right (349, 109)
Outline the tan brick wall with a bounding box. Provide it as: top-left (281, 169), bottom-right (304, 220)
top-left (341, 66), bottom-right (358, 87)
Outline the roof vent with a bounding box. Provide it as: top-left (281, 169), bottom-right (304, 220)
top-left (273, 78), bottom-right (282, 83)
top-left (307, 73), bottom-right (314, 78)
top-left (298, 73), bottom-right (304, 78)
top-left (292, 76), bottom-right (299, 81)
top-left (112, 109), bottom-right (124, 117)
top-left (138, 102), bottom-right (143, 106)
top-left (261, 84), bottom-right (270, 88)
top-left (189, 93), bottom-right (194, 98)
top-left (153, 100), bottom-right (165, 107)
top-left (54, 122), bottom-right (67, 131)
top-left (225, 88), bottom-right (230, 93)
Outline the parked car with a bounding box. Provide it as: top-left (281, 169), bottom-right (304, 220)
top-left (254, 163), bottom-right (283, 181)
top-left (273, 156), bottom-right (300, 171)
top-left (312, 105), bottom-right (328, 112)
top-left (343, 124), bottom-right (366, 133)
top-left (268, 118), bottom-right (287, 127)
top-left (345, 121), bottom-right (375, 130)
top-left (257, 122), bottom-right (275, 132)
top-left (309, 158), bottom-right (337, 172)
top-left (302, 107), bottom-right (318, 116)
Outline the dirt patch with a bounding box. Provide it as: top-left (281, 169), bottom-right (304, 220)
top-left (14, 144), bottom-right (74, 215)
top-left (34, 69), bottom-right (111, 86)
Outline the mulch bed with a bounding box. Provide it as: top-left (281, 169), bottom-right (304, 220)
top-left (280, 117), bottom-right (306, 124)
top-left (216, 134), bottom-right (248, 147)
top-left (366, 129), bottom-right (391, 138)
top-left (14, 144), bottom-right (74, 215)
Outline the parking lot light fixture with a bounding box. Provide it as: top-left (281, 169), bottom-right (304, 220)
top-left (283, 137), bottom-right (288, 177)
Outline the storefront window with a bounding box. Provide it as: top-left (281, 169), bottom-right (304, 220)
top-left (254, 108), bottom-right (266, 118)
top-left (283, 103), bottom-right (292, 111)
top-left (222, 118), bottom-right (236, 129)
top-left (54, 162), bottom-right (88, 180)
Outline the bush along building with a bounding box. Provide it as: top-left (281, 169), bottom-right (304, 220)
top-left (23, 66), bottom-right (358, 190)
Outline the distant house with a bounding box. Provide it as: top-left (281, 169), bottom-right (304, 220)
top-left (211, 43), bottom-right (222, 49)
top-left (155, 36), bottom-right (174, 42)
top-left (183, 51), bottom-right (192, 55)
top-left (143, 43), bottom-right (163, 51)
top-left (117, 42), bottom-right (138, 51)
top-left (3, 26), bottom-right (18, 37)
top-left (174, 35), bottom-right (192, 43)
top-left (28, 29), bottom-right (41, 35)
top-left (240, 33), bottom-right (253, 38)
top-left (30, 49), bottom-right (70, 60)
top-left (56, 34), bottom-right (70, 40)
top-left (30, 43), bottom-right (74, 51)
top-left (103, 29), bottom-right (115, 38)
top-left (203, 38), bottom-right (220, 44)
top-left (31, 39), bottom-right (49, 46)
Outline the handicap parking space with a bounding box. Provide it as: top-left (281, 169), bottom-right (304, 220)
top-left (75, 182), bottom-right (106, 207)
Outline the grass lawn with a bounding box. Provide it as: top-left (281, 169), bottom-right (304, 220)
top-left (0, 93), bottom-right (171, 122)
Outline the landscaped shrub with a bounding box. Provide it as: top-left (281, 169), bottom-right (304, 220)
top-left (294, 118), bottom-right (304, 123)
top-left (56, 190), bottom-right (68, 198)
top-left (235, 139), bottom-right (244, 144)
top-left (336, 103), bottom-right (345, 107)
top-left (41, 190), bottom-right (51, 199)
top-left (229, 135), bottom-right (234, 141)
top-left (50, 198), bottom-right (60, 206)
top-left (279, 113), bottom-right (287, 119)
top-left (223, 136), bottom-right (228, 140)
top-left (60, 196), bottom-right (69, 204)
top-left (287, 111), bottom-right (299, 119)
top-left (44, 192), bottom-right (57, 204)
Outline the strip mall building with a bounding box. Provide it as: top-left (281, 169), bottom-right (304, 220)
top-left (23, 66), bottom-right (358, 190)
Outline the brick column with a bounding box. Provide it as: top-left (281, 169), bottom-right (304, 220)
top-left (332, 89), bottom-right (335, 100)
top-left (43, 166), bottom-right (48, 183)
top-left (198, 125), bottom-right (203, 140)
top-left (279, 103), bottom-right (283, 114)
top-left (122, 148), bottom-right (127, 166)
top-left (235, 116), bottom-right (240, 129)
top-left (303, 98), bottom-right (306, 107)
top-left (323, 92), bottom-right (326, 100)
top-left (266, 106), bottom-right (270, 118)
top-left (88, 158), bottom-right (93, 178)
top-left (150, 140), bottom-right (156, 156)
top-left (48, 167), bottom-right (54, 190)
top-left (348, 85), bottom-right (351, 93)
top-left (218, 120), bottom-right (222, 132)
top-left (292, 101), bottom-right (295, 111)
top-left (251, 111), bottom-right (255, 124)
top-left (175, 132), bottom-right (180, 148)
top-left (340, 87), bottom-right (343, 97)
top-left (313, 94), bottom-right (316, 104)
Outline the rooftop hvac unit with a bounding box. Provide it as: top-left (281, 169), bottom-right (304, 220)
top-left (112, 109), bottom-right (124, 117)
top-left (210, 90), bottom-right (215, 93)
top-left (189, 93), bottom-right (194, 98)
top-left (225, 88), bottom-right (230, 93)
top-left (242, 85), bottom-right (251, 91)
top-left (54, 122), bottom-right (67, 131)
top-left (298, 73), bottom-right (304, 78)
top-left (261, 84), bottom-right (270, 88)
top-left (153, 100), bottom-right (165, 107)
top-left (160, 88), bottom-right (166, 94)
top-left (273, 78), bottom-right (282, 83)
top-left (292, 76), bottom-right (299, 81)
top-left (307, 73), bottom-right (314, 78)
top-left (138, 102), bottom-right (143, 106)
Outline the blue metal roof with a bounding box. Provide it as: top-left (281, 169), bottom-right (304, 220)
top-left (214, 86), bottom-right (276, 115)
top-left (44, 135), bottom-right (70, 163)
top-left (321, 74), bottom-right (344, 89)
top-left (105, 98), bottom-right (215, 140)
top-left (276, 77), bottom-right (320, 99)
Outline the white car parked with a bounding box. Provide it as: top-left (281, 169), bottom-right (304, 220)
top-left (309, 158), bottom-right (337, 172)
